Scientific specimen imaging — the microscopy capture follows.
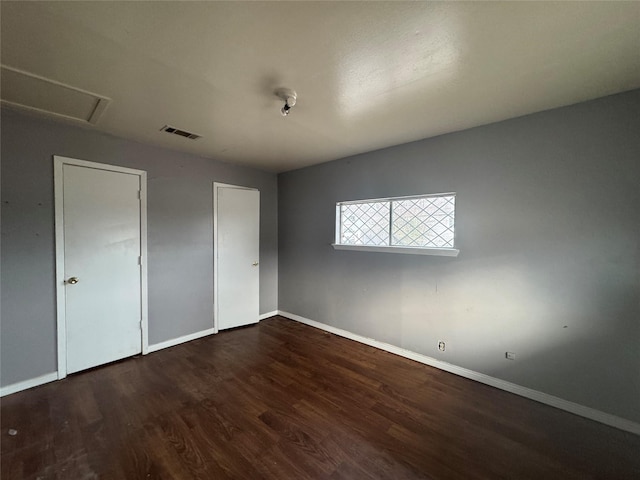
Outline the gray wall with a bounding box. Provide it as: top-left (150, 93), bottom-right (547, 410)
top-left (278, 89), bottom-right (640, 423)
top-left (1, 108), bottom-right (278, 387)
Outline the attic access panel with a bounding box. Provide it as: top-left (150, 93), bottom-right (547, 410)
top-left (0, 65), bottom-right (110, 125)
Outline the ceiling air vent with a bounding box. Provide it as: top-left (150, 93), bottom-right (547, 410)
top-left (160, 125), bottom-right (201, 140)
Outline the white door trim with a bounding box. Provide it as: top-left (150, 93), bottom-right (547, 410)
top-left (54, 155), bottom-right (149, 380)
top-left (212, 182), bottom-right (259, 332)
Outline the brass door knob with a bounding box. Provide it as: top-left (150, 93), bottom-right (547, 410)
top-left (67, 277), bottom-right (79, 285)
top-left (252, 262), bottom-right (259, 267)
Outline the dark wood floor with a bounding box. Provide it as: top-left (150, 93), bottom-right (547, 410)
top-left (2, 316), bottom-right (639, 479)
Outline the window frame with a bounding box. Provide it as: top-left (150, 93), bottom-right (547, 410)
top-left (332, 192), bottom-right (460, 257)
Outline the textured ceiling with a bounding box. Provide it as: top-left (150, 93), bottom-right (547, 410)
top-left (2, 1), bottom-right (639, 172)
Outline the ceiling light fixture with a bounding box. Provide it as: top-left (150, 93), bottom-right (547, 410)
top-left (277, 88), bottom-right (297, 117)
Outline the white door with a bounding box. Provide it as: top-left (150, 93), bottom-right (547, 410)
top-left (55, 158), bottom-right (146, 375)
top-left (215, 185), bottom-right (260, 330)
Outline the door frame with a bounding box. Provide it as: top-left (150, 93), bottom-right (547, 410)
top-left (212, 182), bottom-right (259, 332)
top-left (54, 155), bottom-right (149, 379)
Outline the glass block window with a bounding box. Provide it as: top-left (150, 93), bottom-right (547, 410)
top-left (337, 193), bottom-right (456, 249)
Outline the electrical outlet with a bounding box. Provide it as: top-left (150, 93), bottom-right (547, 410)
top-left (505, 352), bottom-right (516, 360)
top-left (438, 341), bottom-right (446, 352)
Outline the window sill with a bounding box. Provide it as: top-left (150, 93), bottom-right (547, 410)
top-left (331, 244), bottom-right (460, 257)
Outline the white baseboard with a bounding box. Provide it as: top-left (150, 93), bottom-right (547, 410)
top-left (1, 372), bottom-right (59, 397)
top-left (147, 327), bottom-right (216, 353)
top-left (277, 310), bottom-right (640, 436)
top-left (259, 310), bottom-right (278, 321)
top-left (2, 327), bottom-right (218, 396)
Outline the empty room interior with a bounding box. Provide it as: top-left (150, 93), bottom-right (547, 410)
top-left (1, 1), bottom-right (640, 479)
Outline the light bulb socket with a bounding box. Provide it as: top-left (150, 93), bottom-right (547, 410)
top-left (276, 88), bottom-right (297, 116)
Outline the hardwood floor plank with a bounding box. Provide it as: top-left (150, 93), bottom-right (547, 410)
top-left (2, 316), bottom-right (639, 479)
